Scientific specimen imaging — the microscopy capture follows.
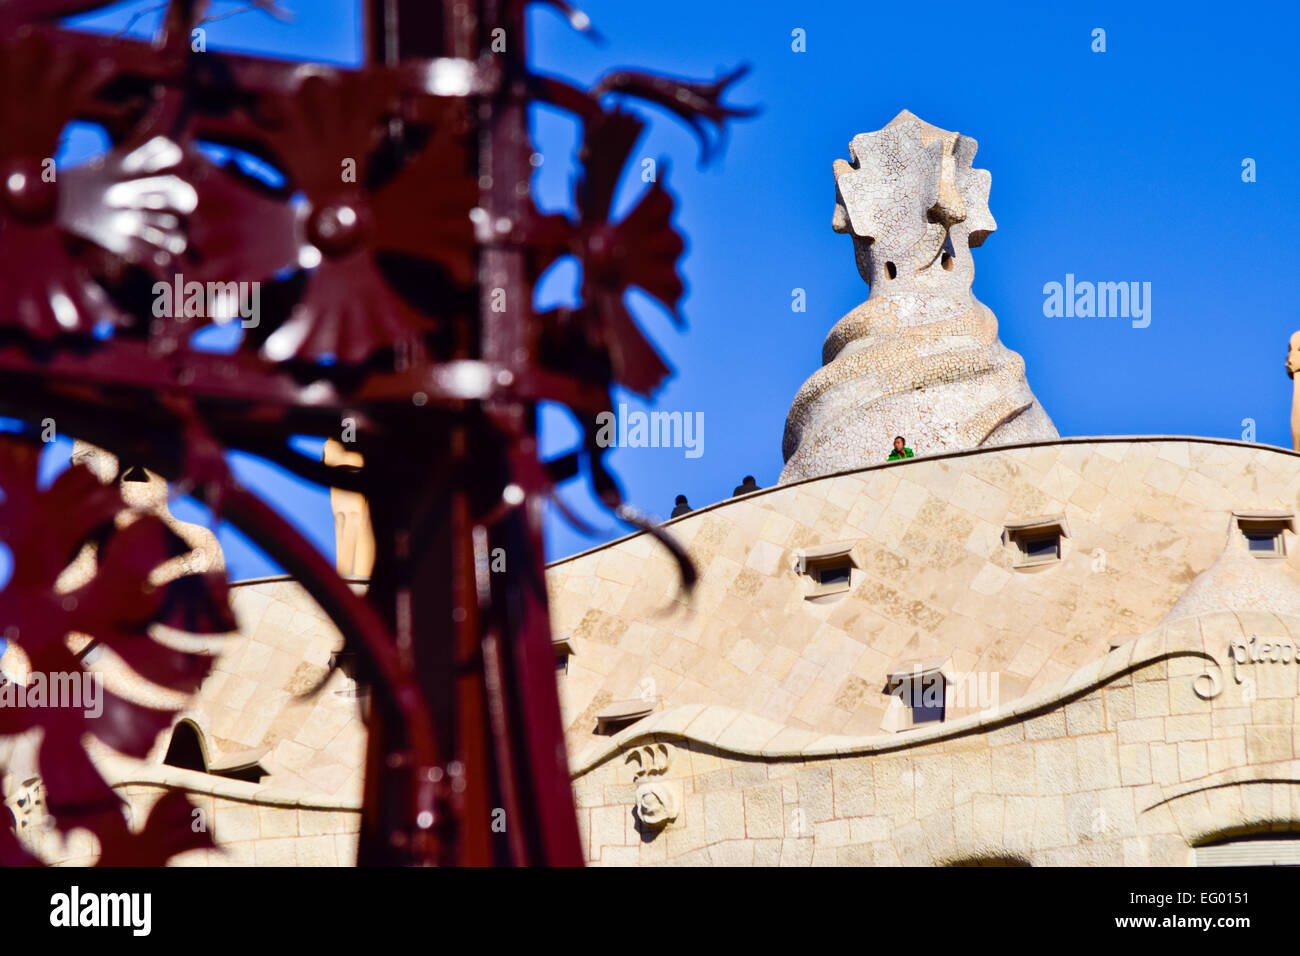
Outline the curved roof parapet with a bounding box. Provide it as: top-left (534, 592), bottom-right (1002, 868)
top-left (93, 756), bottom-right (363, 811)
top-left (547, 435), bottom-right (1300, 569)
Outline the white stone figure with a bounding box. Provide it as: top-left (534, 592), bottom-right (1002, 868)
top-left (780, 110), bottom-right (1058, 482)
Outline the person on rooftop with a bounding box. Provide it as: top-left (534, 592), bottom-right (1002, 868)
top-left (732, 475), bottom-right (760, 497)
top-left (888, 436), bottom-right (915, 461)
top-left (670, 494), bottom-right (692, 517)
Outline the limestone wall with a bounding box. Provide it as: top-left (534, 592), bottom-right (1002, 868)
top-left (20, 764), bottom-right (361, 867)
top-left (548, 438), bottom-right (1300, 753)
top-left (86, 577), bottom-right (368, 802)
top-left (179, 578), bottom-right (367, 801)
top-left (570, 611), bottom-right (1300, 865)
top-left (15, 436), bottom-right (1300, 867)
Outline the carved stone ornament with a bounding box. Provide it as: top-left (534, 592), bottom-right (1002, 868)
top-left (625, 743), bottom-right (680, 830)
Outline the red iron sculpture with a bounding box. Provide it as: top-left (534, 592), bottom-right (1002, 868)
top-left (0, 0), bottom-right (751, 865)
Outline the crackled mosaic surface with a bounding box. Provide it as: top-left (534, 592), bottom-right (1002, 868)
top-left (781, 111), bottom-right (1058, 482)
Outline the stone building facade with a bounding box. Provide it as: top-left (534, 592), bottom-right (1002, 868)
top-left (550, 437), bottom-right (1300, 865)
top-left (7, 435), bottom-right (1300, 867)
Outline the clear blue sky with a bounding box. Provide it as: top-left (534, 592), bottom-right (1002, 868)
top-left (44, 0), bottom-right (1300, 578)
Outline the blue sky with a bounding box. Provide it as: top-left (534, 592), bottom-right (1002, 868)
top-left (44, 0), bottom-right (1300, 578)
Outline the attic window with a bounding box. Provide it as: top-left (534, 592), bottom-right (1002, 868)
top-left (163, 721), bottom-right (269, 783)
top-left (1004, 516), bottom-right (1068, 568)
top-left (328, 651), bottom-right (369, 700)
top-left (329, 651), bottom-right (359, 681)
top-left (816, 564), bottom-right (851, 587)
top-left (553, 635), bottom-right (575, 674)
top-left (1233, 511), bottom-right (1293, 559)
top-left (794, 541), bottom-right (858, 598)
top-left (163, 721), bottom-right (206, 773)
top-left (1244, 528), bottom-right (1283, 556)
top-left (595, 698), bottom-right (655, 735)
top-left (884, 662), bottom-right (949, 730)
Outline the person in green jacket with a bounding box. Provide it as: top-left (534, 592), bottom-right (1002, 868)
top-left (888, 435), bottom-right (915, 461)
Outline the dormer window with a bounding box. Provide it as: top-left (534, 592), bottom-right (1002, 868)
top-left (553, 634), bottom-right (575, 674)
top-left (883, 660), bottom-right (950, 731)
top-left (1233, 511), bottom-right (1293, 558)
top-left (595, 698), bottom-right (656, 735)
top-left (1244, 527), bottom-right (1283, 555)
top-left (162, 720), bottom-right (269, 783)
top-left (794, 541), bottom-right (858, 598)
top-left (1004, 515), bottom-right (1068, 568)
top-left (814, 563), bottom-right (851, 588)
top-left (329, 651), bottom-right (359, 681)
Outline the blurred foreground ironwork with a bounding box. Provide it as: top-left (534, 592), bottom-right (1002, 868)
top-left (0, 0), bottom-right (749, 865)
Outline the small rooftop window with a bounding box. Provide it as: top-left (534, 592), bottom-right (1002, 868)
top-left (794, 541), bottom-right (858, 598)
top-left (553, 634), bottom-right (575, 674)
top-left (1003, 515), bottom-right (1069, 568)
top-left (329, 651), bottom-right (359, 681)
top-left (1233, 511), bottom-right (1293, 559)
top-left (816, 564), bottom-right (851, 587)
top-left (595, 698), bottom-right (656, 735)
top-left (162, 720), bottom-right (206, 773)
top-left (883, 660), bottom-right (950, 731)
top-left (163, 720), bottom-right (269, 783)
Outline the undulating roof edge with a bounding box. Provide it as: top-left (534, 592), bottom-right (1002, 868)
top-left (546, 435), bottom-right (1300, 570)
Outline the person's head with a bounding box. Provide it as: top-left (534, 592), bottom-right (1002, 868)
top-left (893, 436), bottom-right (906, 451)
top-left (675, 494), bottom-right (688, 505)
top-left (742, 475), bottom-right (755, 485)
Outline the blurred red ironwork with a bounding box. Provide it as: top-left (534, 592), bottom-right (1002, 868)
top-left (0, 0), bottom-right (750, 865)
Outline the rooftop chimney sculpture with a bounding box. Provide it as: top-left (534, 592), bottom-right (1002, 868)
top-left (780, 111), bottom-right (1058, 482)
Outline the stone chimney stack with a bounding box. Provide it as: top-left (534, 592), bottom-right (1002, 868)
top-left (780, 110), bottom-right (1057, 482)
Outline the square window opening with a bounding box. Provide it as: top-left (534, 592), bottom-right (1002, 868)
top-left (816, 564), bottom-right (852, 587)
top-left (1237, 517), bottom-right (1288, 558)
top-left (1245, 531), bottom-right (1281, 554)
top-left (886, 669), bottom-right (948, 730)
top-left (1019, 534), bottom-right (1060, 562)
top-left (1004, 517), bottom-right (1068, 569)
top-left (796, 544), bottom-right (859, 599)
